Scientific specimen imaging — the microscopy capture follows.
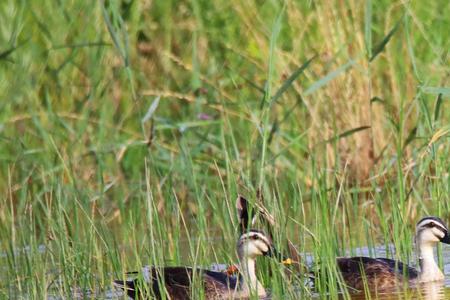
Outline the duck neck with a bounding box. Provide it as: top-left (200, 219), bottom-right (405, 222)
top-left (417, 241), bottom-right (444, 282)
top-left (238, 255), bottom-right (266, 297)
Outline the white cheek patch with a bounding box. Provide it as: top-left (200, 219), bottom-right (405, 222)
top-left (249, 244), bottom-right (259, 254)
top-left (261, 242), bottom-right (269, 252)
top-left (255, 240), bottom-right (269, 253)
top-left (241, 243), bottom-right (258, 257)
top-left (418, 229), bottom-right (439, 243)
top-left (432, 227), bottom-right (446, 239)
top-left (419, 227), bottom-right (446, 243)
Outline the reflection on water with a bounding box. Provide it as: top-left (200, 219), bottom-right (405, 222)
top-left (420, 281), bottom-right (448, 300)
top-left (345, 281), bottom-right (449, 300)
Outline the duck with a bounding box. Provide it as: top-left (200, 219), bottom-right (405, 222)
top-left (113, 229), bottom-right (287, 299)
top-left (335, 216), bottom-right (450, 291)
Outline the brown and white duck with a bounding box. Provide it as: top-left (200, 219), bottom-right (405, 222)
top-left (336, 216), bottom-right (450, 290)
top-left (114, 229), bottom-right (286, 299)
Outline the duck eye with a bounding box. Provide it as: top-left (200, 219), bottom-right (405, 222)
top-left (251, 235), bottom-right (259, 240)
top-left (430, 222), bottom-right (435, 227)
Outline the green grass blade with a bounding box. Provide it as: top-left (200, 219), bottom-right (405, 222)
top-left (271, 55), bottom-right (316, 104)
top-left (0, 39), bottom-right (29, 61)
top-left (318, 126), bottom-right (371, 145)
top-left (434, 93), bottom-right (443, 122)
top-left (364, 0), bottom-right (372, 58)
top-left (402, 126), bottom-right (417, 151)
top-left (421, 86), bottom-right (450, 96)
top-left (304, 59), bottom-right (356, 96)
top-left (100, 1), bottom-right (126, 64)
top-left (369, 19), bottom-right (401, 62)
top-left (404, 13), bottom-right (421, 82)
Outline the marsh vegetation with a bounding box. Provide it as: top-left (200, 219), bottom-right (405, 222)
top-left (0, 0), bottom-right (449, 299)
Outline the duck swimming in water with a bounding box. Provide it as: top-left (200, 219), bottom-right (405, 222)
top-left (336, 216), bottom-right (450, 290)
top-left (114, 229), bottom-right (287, 299)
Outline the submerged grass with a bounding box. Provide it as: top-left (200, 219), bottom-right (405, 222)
top-left (0, 0), bottom-right (449, 299)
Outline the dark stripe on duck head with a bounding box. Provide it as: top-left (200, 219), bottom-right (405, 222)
top-left (417, 217), bottom-right (448, 230)
top-left (241, 230), bottom-right (271, 246)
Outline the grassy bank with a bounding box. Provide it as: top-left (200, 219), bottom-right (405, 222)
top-left (0, 0), bottom-right (449, 298)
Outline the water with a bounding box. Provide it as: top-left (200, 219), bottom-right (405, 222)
top-left (346, 281), bottom-right (450, 300)
top-left (5, 243), bottom-right (450, 299)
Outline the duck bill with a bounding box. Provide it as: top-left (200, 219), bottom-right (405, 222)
top-left (264, 247), bottom-right (293, 265)
top-left (441, 232), bottom-right (450, 244)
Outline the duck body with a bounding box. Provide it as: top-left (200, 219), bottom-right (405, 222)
top-left (114, 266), bottom-right (242, 299)
top-left (337, 256), bottom-right (418, 290)
top-left (114, 229), bottom-right (281, 299)
top-left (335, 216), bottom-right (450, 291)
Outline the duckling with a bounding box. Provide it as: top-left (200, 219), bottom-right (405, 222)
top-left (114, 230), bottom-right (286, 299)
top-left (336, 216), bottom-right (450, 290)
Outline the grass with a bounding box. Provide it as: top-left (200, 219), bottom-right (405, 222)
top-left (0, 0), bottom-right (449, 299)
